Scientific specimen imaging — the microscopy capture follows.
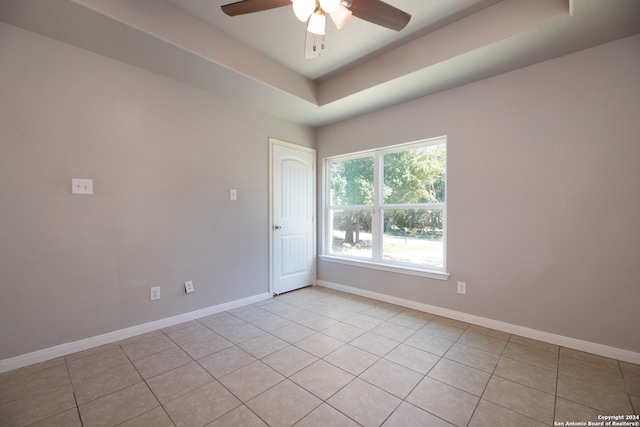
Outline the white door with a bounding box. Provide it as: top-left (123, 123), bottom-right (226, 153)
top-left (270, 140), bottom-right (316, 295)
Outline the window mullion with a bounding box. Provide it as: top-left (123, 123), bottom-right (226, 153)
top-left (371, 152), bottom-right (383, 262)
top-left (383, 203), bottom-right (445, 210)
top-left (330, 204), bottom-right (373, 210)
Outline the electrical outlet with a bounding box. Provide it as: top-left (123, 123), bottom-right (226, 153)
top-left (457, 282), bottom-right (466, 295)
top-left (150, 286), bottom-right (161, 300)
top-left (184, 280), bottom-right (194, 294)
top-left (72, 178), bottom-right (93, 195)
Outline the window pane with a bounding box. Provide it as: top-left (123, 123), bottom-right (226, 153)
top-left (330, 156), bottom-right (374, 206)
top-left (383, 144), bottom-right (446, 204)
top-left (329, 209), bottom-right (373, 259)
top-left (383, 209), bottom-right (443, 268)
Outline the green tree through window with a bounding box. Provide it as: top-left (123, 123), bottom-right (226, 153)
top-left (326, 138), bottom-right (446, 271)
top-left (330, 157), bottom-right (373, 245)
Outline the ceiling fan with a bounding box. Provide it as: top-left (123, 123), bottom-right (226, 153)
top-left (221, 0), bottom-right (411, 58)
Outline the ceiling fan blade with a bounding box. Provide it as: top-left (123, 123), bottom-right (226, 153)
top-left (349, 0), bottom-right (411, 31)
top-left (221, 0), bottom-right (291, 17)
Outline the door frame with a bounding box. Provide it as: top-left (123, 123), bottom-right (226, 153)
top-left (268, 138), bottom-right (317, 297)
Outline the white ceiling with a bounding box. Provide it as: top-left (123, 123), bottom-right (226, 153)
top-left (1, 0), bottom-right (639, 127)
top-left (164, 0), bottom-right (503, 80)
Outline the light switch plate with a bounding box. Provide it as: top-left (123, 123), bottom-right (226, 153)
top-left (72, 178), bottom-right (93, 195)
top-left (230, 189), bottom-right (237, 201)
top-left (457, 282), bottom-right (466, 294)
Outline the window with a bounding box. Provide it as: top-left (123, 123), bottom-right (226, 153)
top-left (323, 137), bottom-right (447, 278)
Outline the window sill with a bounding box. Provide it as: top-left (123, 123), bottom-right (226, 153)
top-left (319, 255), bottom-right (450, 281)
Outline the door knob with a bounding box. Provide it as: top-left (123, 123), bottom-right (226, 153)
top-left (274, 225), bottom-right (282, 230)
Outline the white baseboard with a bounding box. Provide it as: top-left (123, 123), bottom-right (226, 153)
top-left (316, 281), bottom-right (640, 365)
top-left (0, 292), bottom-right (270, 374)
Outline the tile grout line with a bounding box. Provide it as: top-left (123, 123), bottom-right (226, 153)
top-left (119, 330), bottom-right (179, 426)
top-left (63, 354), bottom-right (84, 427)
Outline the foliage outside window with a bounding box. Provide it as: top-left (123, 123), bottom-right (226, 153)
top-left (325, 137), bottom-right (446, 273)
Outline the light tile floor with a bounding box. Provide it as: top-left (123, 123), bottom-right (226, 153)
top-left (1, 286), bottom-right (638, 426)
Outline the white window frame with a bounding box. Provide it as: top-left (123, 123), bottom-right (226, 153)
top-left (321, 136), bottom-right (449, 280)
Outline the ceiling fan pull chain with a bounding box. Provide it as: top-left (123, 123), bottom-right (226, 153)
top-left (311, 34), bottom-right (325, 52)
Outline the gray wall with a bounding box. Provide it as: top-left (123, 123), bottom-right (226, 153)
top-left (1, 20), bottom-right (638, 362)
top-left (317, 34), bottom-right (640, 353)
top-left (0, 22), bottom-right (314, 360)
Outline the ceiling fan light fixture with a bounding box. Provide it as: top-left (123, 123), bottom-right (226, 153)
top-left (307, 10), bottom-right (326, 35)
top-left (319, 0), bottom-right (341, 14)
top-left (330, 5), bottom-right (352, 29)
top-left (292, 0), bottom-right (315, 22)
